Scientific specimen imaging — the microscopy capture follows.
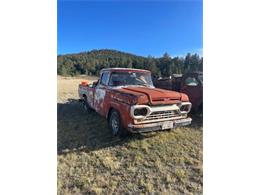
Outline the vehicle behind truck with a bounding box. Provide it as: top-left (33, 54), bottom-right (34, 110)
top-left (153, 72), bottom-right (203, 112)
top-left (78, 68), bottom-right (193, 137)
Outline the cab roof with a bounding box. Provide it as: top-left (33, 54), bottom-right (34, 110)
top-left (101, 68), bottom-right (151, 73)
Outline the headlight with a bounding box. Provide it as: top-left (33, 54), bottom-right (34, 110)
top-left (134, 107), bottom-right (148, 116)
top-left (180, 105), bottom-right (190, 112)
top-left (178, 102), bottom-right (192, 113)
top-left (130, 105), bottom-right (151, 119)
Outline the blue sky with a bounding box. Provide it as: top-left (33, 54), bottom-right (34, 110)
top-left (58, 0), bottom-right (202, 57)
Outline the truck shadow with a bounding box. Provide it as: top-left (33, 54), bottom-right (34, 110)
top-left (58, 99), bottom-right (145, 154)
top-left (57, 99), bottom-right (203, 154)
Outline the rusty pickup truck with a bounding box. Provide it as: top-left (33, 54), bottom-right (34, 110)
top-left (153, 72), bottom-right (203, 112)
top-left (78, 68), bottom-right (192, 136)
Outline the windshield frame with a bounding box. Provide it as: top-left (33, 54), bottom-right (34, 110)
top-left (108, 71), bottom-right (154, 87)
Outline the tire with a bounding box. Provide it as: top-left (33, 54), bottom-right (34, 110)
top-left (108, 109), bottom-right (129, 137)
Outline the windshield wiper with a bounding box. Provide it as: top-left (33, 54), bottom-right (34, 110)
top-left (138, 83), bottom-right (150, 87)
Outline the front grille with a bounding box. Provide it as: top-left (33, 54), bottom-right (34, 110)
top-left (146, 110), bottom-right (178, 120)
top-left (136, 110), bottom-right (182, 124)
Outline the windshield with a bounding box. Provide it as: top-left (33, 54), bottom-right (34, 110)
top-left (108, 71), bottom-right (153, 87)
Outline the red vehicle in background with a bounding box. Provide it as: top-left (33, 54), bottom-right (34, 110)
top-left (78, 68), bottom-right (192, 136)
top-left (153, 72), bottom-right (203, 112)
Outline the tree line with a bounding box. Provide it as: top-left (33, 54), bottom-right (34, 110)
top-left (57, 49), bottom-right (203, 77)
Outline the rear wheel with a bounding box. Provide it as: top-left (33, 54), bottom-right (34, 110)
top-left (109, 109), bottom-right (129, 137)
top-left (82, 96), bottom-right (91, 112)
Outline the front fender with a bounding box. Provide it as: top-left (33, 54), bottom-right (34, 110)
top-left (107, 101), bottom-right (133, 129)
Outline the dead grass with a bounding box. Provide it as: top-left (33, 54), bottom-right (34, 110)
top-left (57, 76), bottom-right (203, 194)
top-left (57, 75), bottom-right (98, 103)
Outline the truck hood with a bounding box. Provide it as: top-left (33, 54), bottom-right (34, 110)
top-left (114, 86), bottom-right (187, 105)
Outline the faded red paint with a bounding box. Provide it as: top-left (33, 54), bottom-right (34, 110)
top-left (116, 87), bottom-right (189, 105)
top-left (79, 68), bottom-right (192, 133)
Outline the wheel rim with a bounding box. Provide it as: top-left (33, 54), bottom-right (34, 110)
top-left (84, 103), bottom-right (88, 110)
top-left (111, 113), bottom-right (119, 135)
top-left (83, 99), bottom-right (88, 111)
top-left (83, 102), bottom-right (87, 110)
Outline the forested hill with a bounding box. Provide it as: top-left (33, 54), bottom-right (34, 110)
top-left (57, 49), bottom-right (203, 77)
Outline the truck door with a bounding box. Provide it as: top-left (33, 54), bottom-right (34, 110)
top-left (94, 71), bottom-right (110, 115)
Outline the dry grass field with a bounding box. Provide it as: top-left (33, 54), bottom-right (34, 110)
top-left (57, 76), bottom-right (203, 195)
top-left (57, 75), bottom-right (98, 103)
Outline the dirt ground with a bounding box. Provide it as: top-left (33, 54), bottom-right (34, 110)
top-left (57, 76), bottom-right (203, 195)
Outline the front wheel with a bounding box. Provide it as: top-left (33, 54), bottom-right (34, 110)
top-left (108, 109), bottom-right (129, 137)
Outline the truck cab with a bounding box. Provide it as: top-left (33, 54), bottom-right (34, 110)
top-left (79, 68), bottom-right (192, 136)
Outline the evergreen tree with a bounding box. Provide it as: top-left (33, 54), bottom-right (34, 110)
top-left (57, 49), bottom-right (203, 77)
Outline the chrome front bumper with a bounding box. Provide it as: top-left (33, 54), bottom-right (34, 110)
top-left (128, 117), bottom-right (192, 133)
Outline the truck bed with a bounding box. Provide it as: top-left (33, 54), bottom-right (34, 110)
top-left (153, 77), bottom-right (182, 92)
